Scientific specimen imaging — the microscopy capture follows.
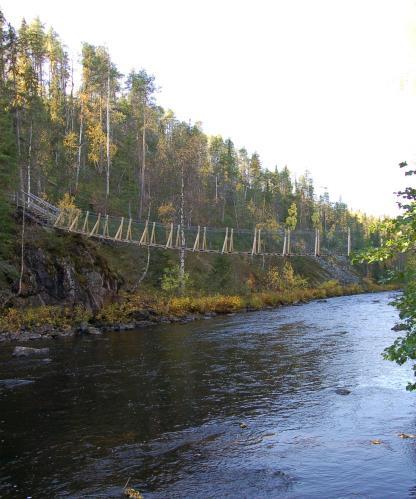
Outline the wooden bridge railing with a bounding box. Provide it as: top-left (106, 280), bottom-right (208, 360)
top-left (16, 191), bottom-right (352, 257)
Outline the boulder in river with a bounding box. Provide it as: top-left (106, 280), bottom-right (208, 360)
top-left (87, 326), bottom-right (102, 335)
top-left (0, 379), bottom-right (34, 389)
top-left (77, 324), bottom-right (102, 335)
top-left (13, 346), bottom-right (50, 358)
top-left (398, 432), bottom-right (416, 439)
top-left (335, 388), bottom-right (351, 395)
top-left (391, 323), bottom-right (408, 332)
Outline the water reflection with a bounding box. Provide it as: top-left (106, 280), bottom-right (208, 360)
top-left (1, 292), bottom-right (416, 497)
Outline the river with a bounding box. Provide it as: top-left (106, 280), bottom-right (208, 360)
top-left (1, 291), bottom-right (416, 498)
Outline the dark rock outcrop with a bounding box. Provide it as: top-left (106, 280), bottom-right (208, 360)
top-left (0, 379), bottom-right (35, 388)
top-left (13, 346), bottom-right (50, 357)
top-left (12, 226), bottom-right (120, 311)
top-left (335, 388), bottom-right (351, 395)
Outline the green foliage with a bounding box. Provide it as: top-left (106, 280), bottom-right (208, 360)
top-left (311, 210), bottom-right (321, 229)
top-left (266, 261), bottom-right (308, 290)
top-left (354, 163), bottom-right (416, 390)
top-left (208, 255), bottom-right (232, 291)
top-left (285, 202), bottom-right (298, 230)
top-left (0, 10), bottom-right (385, 249)
top-left (161, 264), bottom-right (192, 296)
top-left (0, 39), bottom-right (17, 259)
top-left (0, 305), bottom-right (91, 332)
top-left (0, 10), bottom-right (394, 305)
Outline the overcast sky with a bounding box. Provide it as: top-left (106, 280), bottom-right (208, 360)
top-left (2, 0), bottom-right (416, 216)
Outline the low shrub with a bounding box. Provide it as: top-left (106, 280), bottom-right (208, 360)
top-left (0, 279), bottom-right (400, 334)
top-left (0, 305), bottom-right (91, 332)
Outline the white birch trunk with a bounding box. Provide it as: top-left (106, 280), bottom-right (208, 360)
top-left (27, 120), bottom-right (33, 199)
top-left (18, 194), bottom-right (26, 295)
top-left (106, 68), bottom-right (111, 205)
top-left (179, 163), bottom-right (185, 292)
top-left (139, 102), bottom-right (146, 220)
top-left (76, 107), bottom-right (83, 191)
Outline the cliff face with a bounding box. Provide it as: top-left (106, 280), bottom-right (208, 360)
top-left (21, 241), bottom-right (120, 310)
top-left (2, 222), bottom-right (120, 310)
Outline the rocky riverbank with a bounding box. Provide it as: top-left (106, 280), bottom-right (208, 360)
top-left (0, 282), bottom-right (399, 343)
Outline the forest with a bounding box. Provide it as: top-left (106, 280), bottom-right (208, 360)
top-left (0, 11), bottom-right (386, 260)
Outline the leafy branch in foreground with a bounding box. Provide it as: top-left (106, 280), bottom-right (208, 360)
top-left (353, 162), bottom-right (416, 390)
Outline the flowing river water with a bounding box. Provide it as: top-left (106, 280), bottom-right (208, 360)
top-left (1, 291), bottom-right (416, 498)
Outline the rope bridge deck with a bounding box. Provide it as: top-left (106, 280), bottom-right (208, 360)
top-left (16, 192), bottom-right (352, 258)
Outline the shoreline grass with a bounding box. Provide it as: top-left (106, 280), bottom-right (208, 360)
top-left (0, 280), bottom-right (399, 335)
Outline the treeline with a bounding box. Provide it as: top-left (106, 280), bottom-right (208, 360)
top-left (0, 11), bottom-right (384, 250)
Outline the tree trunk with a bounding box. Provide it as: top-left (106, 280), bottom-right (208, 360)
top-left (136, 129), bottom-right (141, 219)
top-left (16, 109), bottom-right (21, 158)
top-left (76, 107), bottom-right (83, 191)
top-left (179, 163), bottom-right (185, 292)
top-left (139, 104), bottom-right (146, 220)
top-left (18, 195), bottom-right (26, 295)
top-left (69, 60), bottom-right (74, 132)
top-left (105, 69), bottom-right (111, 210)
top-left (27, 119), bottom-right (33, 197)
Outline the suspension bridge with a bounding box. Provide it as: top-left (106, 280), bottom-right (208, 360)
top-left (16, 192), bottom-right (352, 258)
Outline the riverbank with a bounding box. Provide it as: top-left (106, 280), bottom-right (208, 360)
top-left (0, 279), bottom-right (399, 342)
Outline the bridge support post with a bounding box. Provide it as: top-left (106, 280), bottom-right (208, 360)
top-left (251, 228), bottom-right (257, 255)
top-left (166, 223), bottom-right (174, 248)
top-left (229, 228), bottom-right (234, 253)
top-left (114, 217), bottom-right (124, 240)
top-left (125, 218), bottom-right (132, 241)
top-left (102, 215), bottom-right (109, 238)
top-left (175, 224), bottom-right (180, 248)
top-left (202, 227), bottom-right (207, 251)
top-left (314, 228), bottom-right (320, 257)
top-left (139, 220), bottom-right (149, 245)
top-left (257, 228), bottom-right (262, 254)
top-left (222, 227), bottom-right (229, 253)
top-left (150, 222), bottom-right (156, 245)
top-left (69, 210), bottom-right (80, 231)
top-left (193, 226), bottom-right (201, 251)
top-left (347, 227), bottom-right (351, 256)
top-left (89, 213), bottom-right (101, 236)
top-left (82, 211), bottom-right (90, 233)
top-left (317, 229), bottom-right (320, 255)
top-left (282, 230), bottom-right (287, 256)
top-left (54, 210), bottom-right (64, 227)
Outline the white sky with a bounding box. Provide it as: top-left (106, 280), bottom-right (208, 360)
top-left (2, 0), bottom-right (416, 216)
